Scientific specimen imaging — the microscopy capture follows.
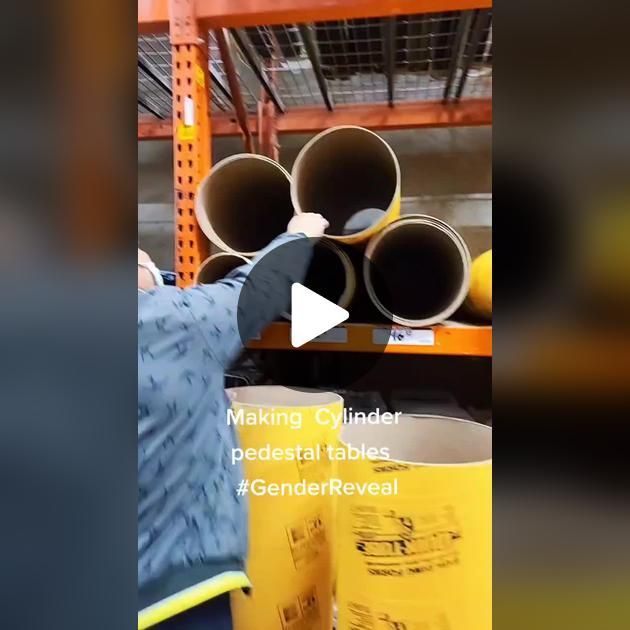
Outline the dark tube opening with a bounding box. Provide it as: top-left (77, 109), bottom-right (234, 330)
top-left (303, 242), bottom-right (350, 306)
top-left (369, 224), bottom-right (465, 322)
top-left (200, 157), bottom-right (294, 254)
top-left (295, 129), bottom-right (398, 237)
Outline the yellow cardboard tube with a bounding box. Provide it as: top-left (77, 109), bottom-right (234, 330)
top-left (336, 415), bottom-right (492, 630)
top-left (466, 249), bottom-right (492, 319)
top-left (227, 386), bottom-right (343, 630)
top-left (291, 126), bottom-right (401, 244)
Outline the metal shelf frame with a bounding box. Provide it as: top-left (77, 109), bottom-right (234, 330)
top-left (138, 98), bottom-right (492, 138)
top-left (138, 0), bottom-right (492, 33)
top-left (249, 322), bottom-right (492, 356)
top-left (137, 0), bottom-right (492, 356)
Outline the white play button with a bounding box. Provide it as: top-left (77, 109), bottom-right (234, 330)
top-left (290, 283), bottom-right (349, 348)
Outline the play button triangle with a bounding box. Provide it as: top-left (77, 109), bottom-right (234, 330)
top-left (290, 283), bottom-right (349, 348)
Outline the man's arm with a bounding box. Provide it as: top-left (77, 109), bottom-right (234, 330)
top-left (183, 214), bottom-right (328, 368)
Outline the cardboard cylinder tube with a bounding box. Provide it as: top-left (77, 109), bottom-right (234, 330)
top-left (364, 214), bottom-right (471, 327)
top-left (466, 248), bottom-right (492, 319)
top-left (336, 415), bottom-right (492, 630)
top-left (227, 386), bottom-right (344, 630)
top-left (196, 154), bottom-right (294, 256)
top-left (291, 126), bottom-right (401, 244)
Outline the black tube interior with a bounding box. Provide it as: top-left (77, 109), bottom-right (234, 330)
top-left (303, 243), bottom-right (347, 305)
top-left (296, 130), bottom-right (397, 236)
top-left (342, 244), bottom-right (387, 322)
top-left (206, 159), bottom-right (293, 252)
top-left (369, 224), bottom-right (464, 321)
top-left (197, 255), bottom-right (245, 284)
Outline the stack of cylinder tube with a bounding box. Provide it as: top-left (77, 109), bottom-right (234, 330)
top-left (194, 126), bottom-right (490, 326)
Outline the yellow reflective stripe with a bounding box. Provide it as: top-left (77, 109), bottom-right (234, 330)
top-left (138, 571), bottom-right (251, 629)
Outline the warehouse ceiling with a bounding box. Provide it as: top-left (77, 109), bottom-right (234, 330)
top-left (138, 9), bottom-right (492, 120)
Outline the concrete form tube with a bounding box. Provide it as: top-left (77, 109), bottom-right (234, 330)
top-left (364, 215), bottom-right (471, 327)
top-left (196, 154), bottom-right (294, 256)
top-left (291, 126), bottom-right (400, 243)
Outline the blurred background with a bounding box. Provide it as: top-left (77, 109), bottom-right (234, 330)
top-left (0, 1), bottom-right (628, 628)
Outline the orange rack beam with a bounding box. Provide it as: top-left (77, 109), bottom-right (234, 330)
top-left (139, 0), bottom-right (492, 33)
top-left (247, 322), bottom-right (492, 356)
top-left (139, 99), bottom-right (492, 139)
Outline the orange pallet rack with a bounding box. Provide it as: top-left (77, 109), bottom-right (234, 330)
top-left (137, 0), bottom-right (493, 355)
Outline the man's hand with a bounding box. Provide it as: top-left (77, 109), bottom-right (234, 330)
top-left (287, 213), bottom-right (329, 238)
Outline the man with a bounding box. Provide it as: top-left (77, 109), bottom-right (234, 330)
top-left (138, 213), bottom-right (328, 629)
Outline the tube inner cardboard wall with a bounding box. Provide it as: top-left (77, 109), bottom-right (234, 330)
top-left (196, 154), bottom-right (294, 256)
top-left (291, 126), bottom-right (401, 243)
top-left (341, 414), bottom-right (491, 465)
top-left (365, 214), bottom-right (471, 327)
top-left (229, 386), bottom-right (341, 408)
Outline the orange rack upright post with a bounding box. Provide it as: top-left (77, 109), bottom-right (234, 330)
top-left (169, 0), bottom-right (211, 287)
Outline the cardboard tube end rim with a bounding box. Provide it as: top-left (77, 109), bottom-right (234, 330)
top-left (340, 414), bottom-right (492, 466)
top-left (227, 385), bottom-right (343, 408)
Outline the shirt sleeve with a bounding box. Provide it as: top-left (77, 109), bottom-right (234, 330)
top-left (182, 232), bottom-right (313, 368)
